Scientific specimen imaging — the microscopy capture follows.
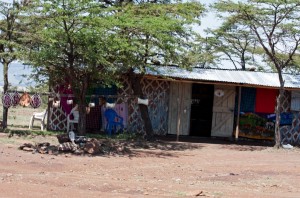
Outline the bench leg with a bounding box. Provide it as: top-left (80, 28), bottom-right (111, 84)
top-left (41, 121), bottom-right (45, 131)
top-left (29, 116), bottom-right (34, 129)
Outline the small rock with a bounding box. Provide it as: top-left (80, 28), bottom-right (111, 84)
top-left (22, 147), bottom-right (35, 152)
top-left (84, 139), bottom-right (100, 154)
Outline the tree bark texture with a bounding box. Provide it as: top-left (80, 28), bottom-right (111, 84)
top-left (70, 74), bottom-right (88, 135)
top-left (129, 72), bottom-right (154, 139)
top-left (77, 103), bottom-right (87, 136)
top-left (77, 77), bottom-right (88, 136)
top-left (274, 73), bottom-right (285, 148)
top-left (2, 62), bottom-right (9, 129)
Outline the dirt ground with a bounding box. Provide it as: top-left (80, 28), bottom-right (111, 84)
top-left (0, 133), bottom-right (300, 198)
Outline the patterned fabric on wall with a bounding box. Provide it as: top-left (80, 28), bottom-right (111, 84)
top-left (280, 91), bottom-right (291, 113)
top-left (141, 79), bottom-right (170, 135)
top-left (127, 98), bottom-right (145, 134)
top-left (279, 90), bottom-right (300, 145)
top-left (49, 107), bottom-right (67, 131)
top-left (281, 112), bottom-right (300, 145)
top-left (118, 77), bottom-right (170, 135)
top-left (114, 103), bottom-right (128, 128)
top-left (280, 125), bottom-right (292, 144)
top-left (117, 78), bottom-right (134, 104)
top-left (117, 78), bottom-right (143, 133)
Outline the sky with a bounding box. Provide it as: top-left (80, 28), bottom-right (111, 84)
top-left (0, 62), bottom-right (34, 87)
top-left (0, 0), bottom-right (221, 87)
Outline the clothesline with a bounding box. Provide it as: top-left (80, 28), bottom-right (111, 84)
top-left (54, 94), bottom-right (141, 99)
top-left (1, 91), bottom-right (149, 99)
top-left (1, 91), bottom-right (151, 109)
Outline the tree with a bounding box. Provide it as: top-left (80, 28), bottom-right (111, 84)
top-left (111, 2), bottom-right (205, 139)
top-left (213, 0), bottom-right (300, 148)
top-left (25, 0), bottom-right (204, 137)
top-left (26, 0), bottom-right (128, 135)
top-left (0, 1), bottom-right (25, 128)
top-left (206, 18), bottom-right (258, 70)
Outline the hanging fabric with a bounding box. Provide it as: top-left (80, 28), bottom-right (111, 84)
top-left (30, 93), bottom-right (42, 108)
top-left (11, 91), bottom-right (20, 107)
top-left (240, 87), bottom-right (256, 112)
top-left (2, 92), bottom-right (13, 108)
top-left (255, 88), bottom-right (278, 113)
top-left (114, 103), bottom-right (128, 128)
top-left (19, 92), bottom-right (32, 107)
top-left (58, 83), bottom-right (73, 115)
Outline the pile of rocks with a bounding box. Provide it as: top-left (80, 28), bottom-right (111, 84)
top-left (19, 134), bottom-right (131, 156)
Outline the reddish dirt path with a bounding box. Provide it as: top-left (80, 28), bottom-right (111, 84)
top-left (0, 133), bottom-right (300, 197)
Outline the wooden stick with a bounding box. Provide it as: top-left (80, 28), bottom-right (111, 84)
top-left (235, 86), bottom-right (242, 140)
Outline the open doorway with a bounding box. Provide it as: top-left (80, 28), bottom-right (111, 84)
top-left (189, 84), bottom-right (214, 136)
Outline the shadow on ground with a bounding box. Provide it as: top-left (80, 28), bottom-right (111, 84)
top-left (5, 129), bottom-right (275, 158)
top-left (159, 135), bottom-right (274, 152)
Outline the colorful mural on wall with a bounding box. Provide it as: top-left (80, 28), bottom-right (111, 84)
top-left (236, 87), bottom-right (295, 141)
top-left (238, 112), bottom-right (294, 140)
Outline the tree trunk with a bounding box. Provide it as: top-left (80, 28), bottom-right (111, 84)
top-left (77, 103), bottom-right (87, 136)
top-left (129, 72), bottom-right (154, 140)
top-left (76, 76), bottom-right (89, 135)
top-left (274, 73), bottom-right (285, 148)
top-left (2, 61), bottom-right (9, 129)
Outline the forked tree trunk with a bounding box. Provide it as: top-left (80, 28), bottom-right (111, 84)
top-left (129, 72), bottom-right (154, 140)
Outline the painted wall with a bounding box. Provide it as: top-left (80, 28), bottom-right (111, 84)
top-left (118, 77), bottom-right (170, 135)
top-left (235, 88), bottom-right (300, 145)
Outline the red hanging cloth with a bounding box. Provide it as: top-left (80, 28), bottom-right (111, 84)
top-left (255, 88), bottom-right (278, 113)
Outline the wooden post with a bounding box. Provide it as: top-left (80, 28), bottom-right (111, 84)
top-left (176, 83), bottom-right (184, 142)
top-left (235, 86), bottom-right (242, 140)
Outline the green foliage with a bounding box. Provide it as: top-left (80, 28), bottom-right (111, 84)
top-left (213, 0), bottom-right (300, 147)
top-left (206, 16), bottom-right (259, 70)
top-left (25, 1), bottom-right (205, 83)
top-left (110, 2), bottom-right (204, 69)
top-left (212, 0), bottom-right (300, 71)
top-left (182, 35), bottom-right (218, 68)
top-left (0, 1), bottom-right (32, 128)
top-left (0, 2), bottom-right (23, 64)
top-left (21, 0), bottom-right (204, 134)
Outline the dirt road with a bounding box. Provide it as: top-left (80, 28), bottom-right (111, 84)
top-left (0, 133), bottom-right (299, 197)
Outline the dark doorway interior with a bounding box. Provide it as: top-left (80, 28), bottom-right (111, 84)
top-left (189, 84), bottom-right (214, 136)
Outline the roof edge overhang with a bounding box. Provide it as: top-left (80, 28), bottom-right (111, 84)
top-left (143, 74), bottom-right (300, 91)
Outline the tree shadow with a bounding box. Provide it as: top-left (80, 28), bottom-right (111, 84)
top-left (15, 132), bottom-right (275, 158)
top-left (158, 135), bottom-right (274, 152)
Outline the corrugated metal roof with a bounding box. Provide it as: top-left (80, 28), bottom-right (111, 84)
top-left (136, 66), bottom-right (300, 89)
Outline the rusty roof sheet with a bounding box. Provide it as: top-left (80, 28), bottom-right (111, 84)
top-left (138, 66), bottom-right (300, 89)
